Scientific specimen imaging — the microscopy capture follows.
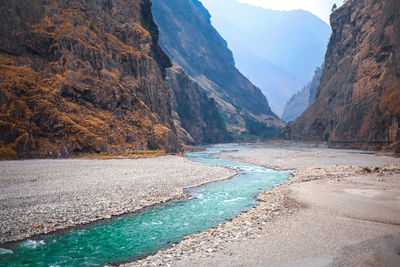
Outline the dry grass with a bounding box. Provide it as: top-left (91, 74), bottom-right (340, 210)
top-left (0, 53), bottom-right (174, 158)
top-left (153, 124), bottom-right (169, 137)
top-left (0, 145), bottom-right (18, 160)
top-left (0, 1), bottom-right (179, 159)
top-left (75, 150), bottom-right (166, 160)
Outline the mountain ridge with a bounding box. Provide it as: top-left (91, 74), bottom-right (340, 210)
top-left (152, 0), bottom-right (284, 140)
top-left (282, 67), bottom-right (323, 122)
top-left (200, 0), bottom-right (331, 116)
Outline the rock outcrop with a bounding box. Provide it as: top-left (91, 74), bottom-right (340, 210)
top-left (166, 66), bottom-right (230, 145)
top-left (152, 0), bottom-right (284, 140)
top-left (0, 0), bottom-right (180, 159)
top-left (282, 0), bottom-right (400, 152)
top-left (282, 67), bottom-right (322, 122)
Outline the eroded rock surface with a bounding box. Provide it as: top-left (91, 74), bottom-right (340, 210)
top-left (0, 0), bottom-right (180, 158)
top-left (166, 65), bottom-right (230, 145)
top-left (283, 0), bottom-right (400, 152)
top-left (152, 0), bottom-right (285, 139)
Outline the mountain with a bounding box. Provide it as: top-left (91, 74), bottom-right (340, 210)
top-left (166, 65), bottom-right (231, 145)
top-left (282, 67), bottom-right (323, 122)
top-left (281, 86), bottom-right (311, 123)
top-left (200, 0), bottom-right (331, 116)
top-left (0, 0), bottom-right (180, 159)
top-left (282, 0), bottom-right (400, 153)
top-left (308, 67), bottom-right (323, 105)
top-left (151, 0), bottom-right (284, 140)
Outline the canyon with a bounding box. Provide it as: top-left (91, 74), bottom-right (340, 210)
top-left (152, 0), bottom-right (284, 141)
top-left (282, 0), bottom-right (400, 153)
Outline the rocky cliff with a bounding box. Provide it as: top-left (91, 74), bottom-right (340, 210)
top-left (282, 67), bottom-right (322, 122)
top-left (282, 0), bottom-right (400, 152)
top-left (152, 0), bottom-right (284, 140)
top-left (166, 65), bottom-right (230, 145)
top-left (0, 0), bottom-right (180, 159)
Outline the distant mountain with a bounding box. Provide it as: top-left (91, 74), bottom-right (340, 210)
top-left (281, 86), bottom-right (311, 123)
top-left (152, 0), bottom-right (284, 140)
top-left (308, 67), bottom-right (323, 104)
top-left (200, 0), bottom-right (331, 116)
top-left (282, 0), bottom-right (400, 153)
top-left (282, 67), bottom-right (323, 122)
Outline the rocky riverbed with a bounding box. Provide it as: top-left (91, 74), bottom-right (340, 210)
top-left (1, 143), bottom-right (399, 266)
top-left (125, 143), bottom-right (400, 266)
top-left (0, 156), bottom-right (236, 243)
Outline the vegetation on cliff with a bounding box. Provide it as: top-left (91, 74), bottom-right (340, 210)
top-left (0, 0), bottom-right (180, 159)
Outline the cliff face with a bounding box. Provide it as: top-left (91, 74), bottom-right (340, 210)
top-left (282, 67), bottom-right (322, 122)
top-left (0, 0), bottom-right (180, 159)
top-left (166, 66), bottom-right (230, 145)
top-left (152, 0), bottom-right (284, 139)
top-left (282, 0), bottom-right (400, 152)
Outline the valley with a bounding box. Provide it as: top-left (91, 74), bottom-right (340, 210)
top-left (0, 0), bottom-right (399, 266)
top-left (1, 143), bottom-right (399, 266)
top-left (131, 143), bottom-right (400, 266)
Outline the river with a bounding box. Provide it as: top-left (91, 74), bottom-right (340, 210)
top-left (0, 144), bottom-right (289, 266)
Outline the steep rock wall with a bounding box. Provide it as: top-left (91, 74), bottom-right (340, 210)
top-left (166, 66), bottom-right (230, 145)
top-left (0, 0), bottom-right (180, 158)
top-left (282, 0), bottom-right (400, 152)
top-left (152, 0), bottom-right (284, 139)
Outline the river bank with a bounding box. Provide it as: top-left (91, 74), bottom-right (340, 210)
top-left (128, 143), bottom-right (400, 266)
top-left (0, 156), bottom-right (235, 244)
top-left (1, 143), bottom-right (399, 266)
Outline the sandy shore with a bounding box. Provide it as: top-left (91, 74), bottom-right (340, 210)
top-left (129, 144), bottom-right (400, 267)
top-left (0, 156), bottom-right (235, 243)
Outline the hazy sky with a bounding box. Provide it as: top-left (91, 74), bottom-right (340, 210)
top-left (237, 0), bottom-right (345, 24)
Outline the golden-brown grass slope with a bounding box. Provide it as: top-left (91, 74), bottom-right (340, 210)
top-left (0, 0), bottom-right (180, 159)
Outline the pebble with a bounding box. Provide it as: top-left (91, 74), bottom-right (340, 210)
top-left (123, 164), bottom-right (400, 267)
top-left (33, 222), bottom-right (43, 229)
top-left (0, 157), bottom-right (236, 243)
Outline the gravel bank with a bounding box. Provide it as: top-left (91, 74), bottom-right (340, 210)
top-left (0, 156), bottom-right (236, 243)
top-left (217, 142), bottom-right (400, 170)
top-left (126, 144), bottom-right (400, 267)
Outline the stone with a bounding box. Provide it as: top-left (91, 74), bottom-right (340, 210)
top-left (33, 222), bottom-right (43, 229)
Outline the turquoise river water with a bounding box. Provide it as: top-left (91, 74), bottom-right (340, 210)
top-left (0, 145), bottom-right (289, 266)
